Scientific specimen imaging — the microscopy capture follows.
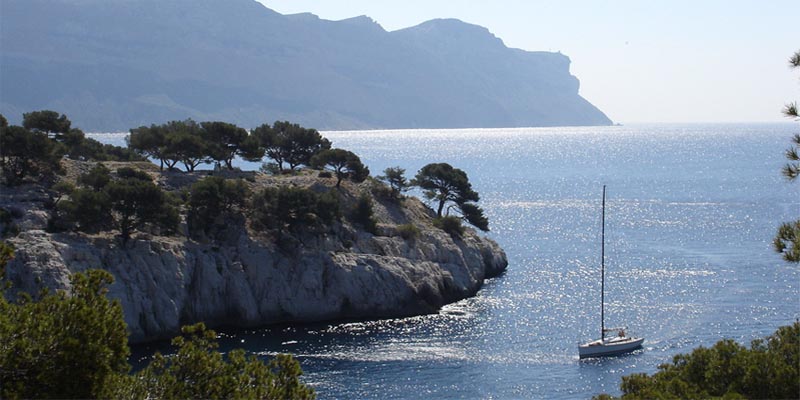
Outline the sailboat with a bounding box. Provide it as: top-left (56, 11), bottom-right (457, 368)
top-left (579, 186), bottom-right (644, 359)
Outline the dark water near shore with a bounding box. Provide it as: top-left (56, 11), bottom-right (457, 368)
top-left (103, 124), bottom-right (799, 399)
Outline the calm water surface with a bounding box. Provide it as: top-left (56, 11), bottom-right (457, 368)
top-left (112, 124), bottom-right (799, 399)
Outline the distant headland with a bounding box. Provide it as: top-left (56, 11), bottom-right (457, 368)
top-left (0, 0), bottom-right (611, 132)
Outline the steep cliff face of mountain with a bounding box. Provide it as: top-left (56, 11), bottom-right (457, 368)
top-left (0, 0), bottom-right (611, 131)
top-left (0, 164), bottom-right (507, 343)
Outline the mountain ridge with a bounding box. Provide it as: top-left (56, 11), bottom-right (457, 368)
top-left (0, 0), bottom-right (612, 131)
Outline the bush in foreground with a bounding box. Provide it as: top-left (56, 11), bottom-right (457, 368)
top-left (0, 253), bottom-right (315, 399)
top-left (595, 322), bottom-right (799, 399)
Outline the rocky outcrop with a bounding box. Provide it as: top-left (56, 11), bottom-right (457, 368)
top-left (1, 168), bottom-right (506, 343)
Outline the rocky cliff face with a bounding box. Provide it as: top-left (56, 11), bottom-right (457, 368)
top-left (1, 166), bottom-right (507, 343)
top-left (0, 0), bottom-right (611, 130)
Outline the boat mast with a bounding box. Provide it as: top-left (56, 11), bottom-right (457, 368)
top-left (601, 185), bottom-right (606, 342)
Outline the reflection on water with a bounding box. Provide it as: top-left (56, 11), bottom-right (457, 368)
top-left (112, 124), bottom-right (799, 399)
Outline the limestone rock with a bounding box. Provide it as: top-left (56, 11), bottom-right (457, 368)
top-left (2, 173), bottom-right (507, 343)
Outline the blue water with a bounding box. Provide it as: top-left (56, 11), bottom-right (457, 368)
top-left (104, 124), bottom-right (800, 399)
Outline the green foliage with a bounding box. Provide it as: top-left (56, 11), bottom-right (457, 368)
top-left (103, 323), bottom-right (315, 399)
top-left (129, 119), bottom-right (208, 171)
top-left (377, 166), bottom-right (409, 197)
top-left (597, 323), bottom-right (800, 400)
top-left (0, 207), bottom-right (20, 238)
top-left (0, 125), bottom-right (63, 186)
top-left (351, 193), bottom-right (378, 234)
top-left (396, 223), bottom-right (421, 240)
top-left (0, 114), bottom-right (7, 128)
top-left (0, 270), bottom-right (130, 399)
top-left (460, 202), bottom-right (490, 232)
top-left (2, 110), bottom-right (135, 185)
top-left (58, 187), bottom-right (113, 232)
top-left (251, 121), bottom-right (331, 172)
top-left (202, 121), bottom-right (249, 169)
top-left (781, 133), bottom-right (800, 181)
top-left (310, 148), bottom-right (369, 188)
top-left (129, 123), bottom-right (172, 170)
top-left (61, 128), bottom-right (143, 162)
top-left (106, 170), bottom-right (178, 242)
top-left (58, 166), bottom-right (178, 241)
top-left (164, 120), bottom-right (209, 172)
top-left (0, 241), bottom-right (12, 279)
top-left (188, 176), bottom-right (249, 238)
top-left (238, 133), bottom-right (266, 162)
top-left (250, 186), bottom-right (340, 235)
top-left (22, 110), bottom-right (71, 138)
top-left (0, 267), bottom-right (315, 399)
top-left (774, 220), bottom-right (800, 263)
top-left (775, 50), bottom-right (800, 263)
top-left (433, 215), bottom-right (465, 238)
top-left (130, 118), bottom-right (330, 173)
top-left (412, 162), bottom-right (489, 231)
top-left (78, 163), bottom-right (112, 191)
top-left (115, 166), bottom-right (153, 181)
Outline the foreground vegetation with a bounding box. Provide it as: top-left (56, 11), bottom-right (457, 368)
top-left (774, 50), bottom-right (800, 263)
top-left (595, 322), bottom-right (800, 399)
top-left (0, 243), bottom-right (314, 399)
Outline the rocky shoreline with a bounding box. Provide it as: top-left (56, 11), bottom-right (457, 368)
top-left (2, 164), bottom-right (507, 343)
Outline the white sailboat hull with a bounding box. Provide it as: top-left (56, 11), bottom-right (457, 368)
top-left (578, 336), bottom-right (644, 359)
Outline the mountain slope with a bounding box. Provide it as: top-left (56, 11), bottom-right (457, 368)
top-left (0, 0), bottom-right (611, 131)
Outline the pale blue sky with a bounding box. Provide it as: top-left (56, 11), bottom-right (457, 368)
top-left (256, 0), bottom-right (798, 124)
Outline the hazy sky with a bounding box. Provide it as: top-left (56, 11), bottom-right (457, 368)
top-left (256, 0), bottom-right (798, 124)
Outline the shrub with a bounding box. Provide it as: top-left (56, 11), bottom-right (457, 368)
top-left (0, 208), bottom-right (20, 238)
top-left (377, 166), bottom-right (408, 197)
top-left (58, 188), bottom-right (112, 232)
top-left (369, 179), bottom-right (396, 200)
top-left (0, 265), bottom-right (315, 399)
top-left (58, 166), bottom-right (178, 241)
top-left (0, 125), bottom-right (63, 186)
top-left (104, 323), bottom-right (315, 399)
top-left (187, 176), bottom-right (249, 238)
top-left (597, 322), bottom-right (800, 400)
top-left (396, 223), bottom-right (420, 240)
top-left (310, 148), bottom-right (369, 188)
top-left (0, 270), bottom-right (130, 399)
top-left (350, 193), bottom-right (378, 234)
top-left (315, 190), bottom-right (341, 225)
top-left (433, 216), bottom-right (464, 238)
top-left (250, 186), bottom-right (340, 235)
top-left (78, 163), bottom-right (111, 191)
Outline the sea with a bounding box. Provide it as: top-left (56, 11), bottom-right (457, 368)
top-left (94, 123), bottom-right (800, 399)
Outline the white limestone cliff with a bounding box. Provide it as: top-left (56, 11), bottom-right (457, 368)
top-left (2, 169), bottom-right (507, 343)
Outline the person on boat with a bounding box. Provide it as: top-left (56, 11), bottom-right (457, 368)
top-left (618, 329), bottom-right (625, 338)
